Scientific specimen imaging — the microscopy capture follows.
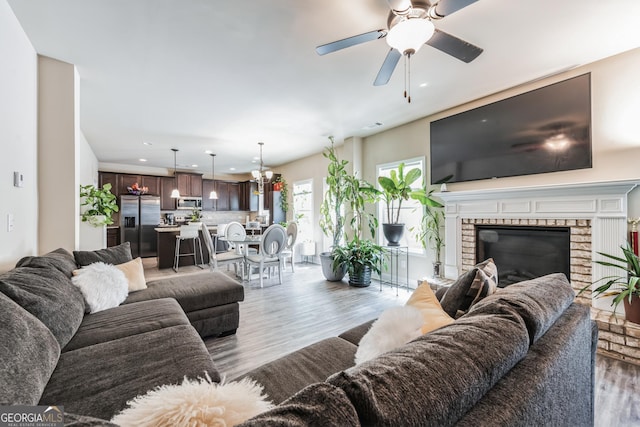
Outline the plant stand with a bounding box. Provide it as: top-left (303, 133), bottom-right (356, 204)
top-left (375, 246), bottom-right (409, 296)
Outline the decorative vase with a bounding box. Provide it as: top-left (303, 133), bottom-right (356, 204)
top-left (433, 261), bottom-right (442, 279)
top-left (382, 223), bottom-right (405, 247)
top-left (320, 252), bottom-right (346, 282)
top-left (623, 295), bottom-right (640, 324)
top-left (348, 266), bottom-right (372, 287)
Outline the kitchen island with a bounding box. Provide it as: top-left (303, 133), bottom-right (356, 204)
top-left (155, 225), bottom-right (217, 270)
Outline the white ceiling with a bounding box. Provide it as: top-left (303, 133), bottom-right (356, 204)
top-left (8, 0), bottom-right (640, 175)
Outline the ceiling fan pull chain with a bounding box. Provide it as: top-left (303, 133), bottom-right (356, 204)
top-left (407, 53), bottom-right (412, 103)
top-left (403, 54), bottom-right (407, 100)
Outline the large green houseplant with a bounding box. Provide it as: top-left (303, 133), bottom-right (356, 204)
top-left (378, 162), bottom-right (422, 245)
top-left (80, 183), bottom-right (119, 226)
top-left (319, 137), bottom-right (349, 281)
top-left (332, 238), bottom-right (384, 287)
top-left (580, 243), bottom-right (640, 323)
top-left (411, 183), bottom-right (445, 277)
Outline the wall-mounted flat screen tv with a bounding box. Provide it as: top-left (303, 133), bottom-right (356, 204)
top-left (430, 73), bottom-right (592, 184)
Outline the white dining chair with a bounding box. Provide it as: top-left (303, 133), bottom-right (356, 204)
top-left (201, 223), bottom-right (244, 276)
top-left (244, 224), bottom-right (287, 288)
top-left (280, 222), bottom-right (298, 272)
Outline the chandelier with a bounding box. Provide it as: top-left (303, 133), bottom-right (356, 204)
top-left (251, 142), bottom-right (273, 194)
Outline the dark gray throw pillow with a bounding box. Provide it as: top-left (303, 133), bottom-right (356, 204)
top-left (16, 248), bottom-right (78, 278)
top-left (0, 266), bottom-right (85, 348)
top-left (440, 258), bottom-right (498, 318)
top-left (73, 242), bottom-right (133, 267)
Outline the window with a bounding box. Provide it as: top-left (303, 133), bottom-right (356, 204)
top-left (377, 157), bottom-right (425, 252)
top-left (293, 179), bottom-right (313, 246)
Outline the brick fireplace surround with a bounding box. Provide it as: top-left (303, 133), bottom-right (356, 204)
top-left (438, 181), bottom-right (640, 365)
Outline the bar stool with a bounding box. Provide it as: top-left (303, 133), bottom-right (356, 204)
top-left (173, 224), bottom-right (204, 272)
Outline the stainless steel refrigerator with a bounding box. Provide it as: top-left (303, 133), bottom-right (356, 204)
top-left (120, 195), bottom-right (161, 258)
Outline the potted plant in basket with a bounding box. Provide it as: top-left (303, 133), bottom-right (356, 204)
top-left (80, 183), bottom-right (119, 227)
top-left (579, 243), bottom-right (640, 324)
top-left (377, 163), bottom-right (422, 246)
top-left (332, 238), bottom-right (385, 287)
top-left (319, 137), bottom-right (349, 281)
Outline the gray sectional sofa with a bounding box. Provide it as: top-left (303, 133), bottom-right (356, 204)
top-left (0, 246), bottom-right (244, 422)
top-left (234, 273), bottom-right (597, 426)
top-left (1, 244), bottom-right (595, 426)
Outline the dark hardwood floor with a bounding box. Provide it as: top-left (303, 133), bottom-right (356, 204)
top-left (145, 259), bottom-right (640, 426)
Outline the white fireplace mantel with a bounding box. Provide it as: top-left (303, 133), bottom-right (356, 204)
top-left (438, 180), bottom-right (638, 311)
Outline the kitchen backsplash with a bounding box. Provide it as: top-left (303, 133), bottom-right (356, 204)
top-left (161, 210), bottom-right (256, 225)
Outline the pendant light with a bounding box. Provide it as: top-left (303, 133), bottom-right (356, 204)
top-left (209, 153), bottom-right (218, 200)
top-left (251, 142), bottom-right (273, 194)
top-left (170, 148), bottom-right (180, 198)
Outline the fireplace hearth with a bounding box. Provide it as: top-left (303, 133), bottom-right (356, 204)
top-left (476, 225), bottom-right (570, 286)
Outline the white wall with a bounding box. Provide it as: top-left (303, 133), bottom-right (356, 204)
top-left (0, 1), bottom-right (38, 272)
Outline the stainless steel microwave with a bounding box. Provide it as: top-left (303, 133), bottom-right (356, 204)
top-left (177, 197), bottom-right (202, 210)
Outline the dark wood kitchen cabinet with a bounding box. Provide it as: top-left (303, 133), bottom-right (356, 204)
top-left (117, 174), bottom-right (141, 195)
top-left (202, 179), bottom-right (217, 211)
top-left (141, 175), bottom-right (160, 196)
top-left (215, 181), bottom-right (230, 211)
top-left (99, 172), bottom-right (118, 192)
top-left (160, 176), bottom-right (177, 210)
top-left (240, 181), bottom-right (258, 211)
top-left (176, 173), bottom-right (203, 197)
top-left (229, 182), bottom-right (240, 211)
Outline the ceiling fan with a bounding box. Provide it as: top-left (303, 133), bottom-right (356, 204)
top-left (316, 0), bottom-right (483, 101)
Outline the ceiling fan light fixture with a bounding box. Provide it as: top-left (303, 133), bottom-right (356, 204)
top-left (386, 18), bottom-right (435, 55)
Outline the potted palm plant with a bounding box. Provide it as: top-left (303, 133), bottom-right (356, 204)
top-left (80, 183), bottom-right (119, 227)
top-left (580, 243), bottom-right (640, 323)
top-left (377, 163), bottom-right (422, 246)
top-left (319, 137), bottom-right (349, 281)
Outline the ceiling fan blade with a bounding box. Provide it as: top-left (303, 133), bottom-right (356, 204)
top-left (315, 30), bottom-right (387, 56)
top-left (426, 29), bottom-right (483, 63)
top-left (430, 0), bottom-right (478, 18)
top-left (373, 49), bottom-right (402, 86)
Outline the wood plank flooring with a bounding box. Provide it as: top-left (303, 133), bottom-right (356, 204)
top-left (144, 259), bottom-right (640, 426)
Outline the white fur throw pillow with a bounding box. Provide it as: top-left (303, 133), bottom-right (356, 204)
top-left (71, 262), bottom-right (128, 313)
top-left (355, 305), bottom-right (424, 365)
top-left (111, 375), bottom-right (273, 427)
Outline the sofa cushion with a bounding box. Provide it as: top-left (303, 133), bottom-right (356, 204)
top-left (0, 292), bottom-right (61, 406)
top-left (338, 319), bottom-right (375, 346)
top-left (72, 262), bottom-right (129, 313)
top-left (63, 298), bottom-right (190, 352)
top-left (467, 272), bottom-right (575, 344)
top-left (73, 241), bottom-right (133, 267)
top-left (327, 304), bottom-right (529, 427)
top-left (0, 266), bottom-right (85, 348)
top-left (237, 337), bottom-right (358, 405)
top-left (40, 325), bottom-right (220, 420)
top-left (124, 271), bottom-right (244, 313)
top-left (16, 248), bottom-right (78, 278)
top-left (238, 383), bottom-right (360, 427)
top-left (440, 258), bottom-right (497, 318)
top-left (115, 257), bottom-right (147, 292)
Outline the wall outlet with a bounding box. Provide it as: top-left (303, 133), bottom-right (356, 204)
top-left (7, 213), bottom-right (14, 232)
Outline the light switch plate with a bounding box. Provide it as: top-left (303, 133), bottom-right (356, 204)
top-left (7, 213), bottom-right (14, 232)
top-left (13, 171), bottom-right (24, 188)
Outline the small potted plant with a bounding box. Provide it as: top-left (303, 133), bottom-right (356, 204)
top-left (377, 163), bottom-right (422, 246)
top-left (332, 238), bottom-right (385, 287)
top-left (80, 183), bottom-right (119, 227)
top-left (580, 243), bottom-right (640, 323)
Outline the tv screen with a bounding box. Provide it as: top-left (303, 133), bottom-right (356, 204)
top-left (430, 73), bottom-right (592, 184)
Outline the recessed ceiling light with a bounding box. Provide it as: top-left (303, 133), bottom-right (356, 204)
top-left (204, 150), bottom-right (212, 154)
top-left (251, 160), bottom-right (257, 164)
top-left (419, 82), bottom-right (428, 88)
top-left (139, 158), bottom-right (147, 162)
top-left (191, 164), bottom-right (198, 168)
top-left (363, 122), bottom-right (383, 130)
top-left (229, 167), bottom-right (236, 171)
top-left (143, 142), bottom-right (152, 146)
top-left (253, 156), bottom-right (260, 160)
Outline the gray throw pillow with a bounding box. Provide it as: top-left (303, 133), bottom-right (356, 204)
top-left (440, 258), bottom-right (498, 318)
top-left (0, 266), bottom-right (86, 348)
top-left (74, 242), bottom-right (133, 267)
top-left (16, 248), bottom-right (78, 278)
top-left (0, 292), bottom-right (60, 405)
